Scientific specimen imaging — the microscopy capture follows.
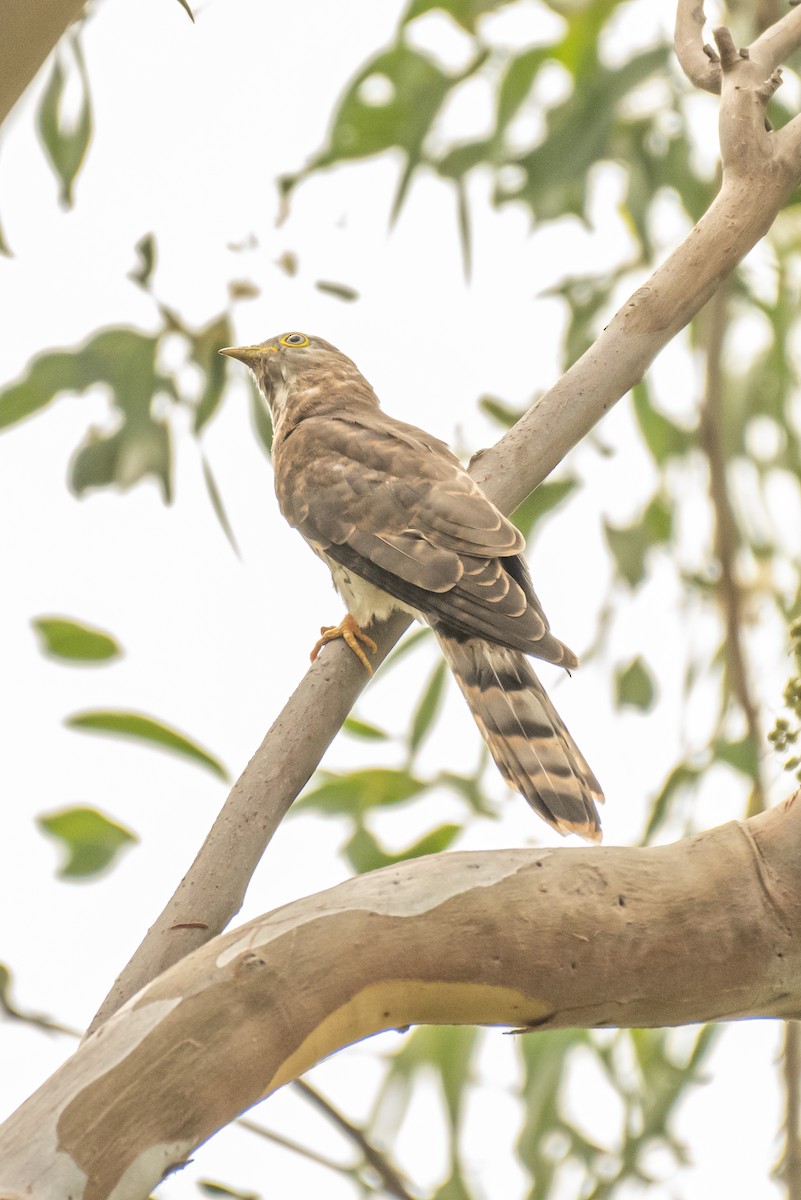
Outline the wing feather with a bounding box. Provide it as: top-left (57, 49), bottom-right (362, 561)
top-left (275, 410), bottom-right (572, 664)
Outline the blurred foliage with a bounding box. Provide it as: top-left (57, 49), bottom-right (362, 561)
top-left (31, 615), bottom-right (122, 663)
top-left (0, 962), bottom-right (76, 1034)
top-left (769, 617), bottom-right (801, 785)
top-left (4, 0), bottom-right (801, 1198)
top-left (37, 806), bottom-right (137, 879)
top-left (66, 709), bottom-right (229, 780)
top-left (0, 238), bottom-right (242, 531)
top-left (36, 30), bottom-right (92, 209)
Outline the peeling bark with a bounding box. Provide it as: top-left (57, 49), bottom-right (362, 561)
top-left (1, 800), bottom-right (800, 1199)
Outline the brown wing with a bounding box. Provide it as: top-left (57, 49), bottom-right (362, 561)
top-left (275, 411), bottom-right (574, 665)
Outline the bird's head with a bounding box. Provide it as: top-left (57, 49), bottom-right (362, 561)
top-left (219, 332), bottom-right (371, 428)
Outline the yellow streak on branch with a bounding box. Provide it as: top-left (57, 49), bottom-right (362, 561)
top-left (264, 981), bottom-right (551, 1095)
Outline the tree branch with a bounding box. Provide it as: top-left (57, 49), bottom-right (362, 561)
top-left (87, 15), bottom-right (801, 1034)
top-left (674, 0), bottom-right (801, 94)
top-left (3, 798), bottom-right (801, 1199)
top-left (0, 0), bottom-right (86, 128)
top-left (294, 1080), bottom-right (417, 1200)
top-left (780, 1021), bottom-right (801, 1200)
top-left (698, 281), bottom-right (765, 813)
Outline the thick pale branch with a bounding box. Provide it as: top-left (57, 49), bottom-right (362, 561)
top-left (675, 0), bottom-right (721, 92)
top-left (751, 3), bottom-right (801, 74)
top-left (0, 0), bottom-right (86, 127)
top-left (88, 14), bottom-right (801, 1033)
top-left (3, 799), bottom-right (801, 1200)
top-left (675, 0), bottom-right (801, 94)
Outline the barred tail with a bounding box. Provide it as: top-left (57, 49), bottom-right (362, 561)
top-left (437, 634), bottom-right (603, 841)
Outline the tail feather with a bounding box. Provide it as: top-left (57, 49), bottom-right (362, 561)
top-left (437, 634), bottom-right (603, 841)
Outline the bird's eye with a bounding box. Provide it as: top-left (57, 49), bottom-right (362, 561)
top-left (279, 332), bottom-right (310, 347)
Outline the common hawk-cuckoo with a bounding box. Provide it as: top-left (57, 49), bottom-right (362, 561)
top-left (221, 332), bottom-right (603, 841)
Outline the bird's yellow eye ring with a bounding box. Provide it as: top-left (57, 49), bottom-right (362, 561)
top-left (279, 332), bottom-right (310, 348)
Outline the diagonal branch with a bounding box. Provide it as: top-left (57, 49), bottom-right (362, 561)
top-left (0, 0), bottom-right (86, 127)
top-left (87, 17), bottom-right (801, 1034)
top-left (294, 1080), bottom-right (417, 1200)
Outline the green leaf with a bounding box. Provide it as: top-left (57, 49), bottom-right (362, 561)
top-left (495, 46), bottom-right (550, 134)
top-left (201, 454), bottom-right (240, 556)
top-left (343, 826), bottom-right (390, 872)
top-left (343, 716), bottom-right (389, 741)
top-left (604, 495), bottom-right (671, 588)
top-left (174, 0), bottom-right (196, 20)
top-left (643, 762), bottom-right (702, 842)
top-left (615, 656), bottom-right (656, 711)
top-left (297, 767), bottom-right (428, 816)
top-left (433, 1171), bottom-right (474, 1200)
top-left (409, 659), bottom-right (448, 753)
top-left (498, 45), bottom-right (671, 223)
top-left (454, 176), bottom-right (472, 280)
top-left (190, 312), bottom-right (234, 433)
top-left (713, 735), bottom-right (759, 781)
top-left (402, 822), bottom-right (460, 860)
top-left (0, 212), bottom-right (11, 257)
top-left (0, 961), bottom-right (75, 1033)
top-left (0, 327), bottom-right (177, 501)
top-left (197, 1184), bottom-right (257, 1200)
top-left (37, 806), bottom-right (137, 879)
top-left (632, 381), bottom-right (693, 464)
top-left (404, 0), bottom-right (500, 33)
top-left (345, 821), bottom-right (460, 871)
top-left (437, 769), bottom-right (496, 817)
top-left (382, 625), bottom-right (431, 670)
top-left (129, 233), bottom-right (156, 290)
top-left (281, 42), bottom-right (456, 217)
top-left (604, 520), bottom-right (647, 588)
top-left (383, 1024), bottom-right (479, 1124)
top-left (478, 394), bottom-right (525, 429)
top-left (32, 616), bottom-right (122, 663)
top-left (65, 710), bottom-right (229, 781)
top-left (314, 280), bottom-right (360, 302)
top-left (248, 376), bottom-right (273, 456)
top-left (512, 478), bottom-right (578, 539)
top-left (36, 33), bottom-right (93, 208)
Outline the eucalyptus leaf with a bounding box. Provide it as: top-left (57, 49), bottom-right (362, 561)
top-left (37, 807), bottom-right (137, 879)
top-left (36, 34), bottom-right (92, 209)
top-left (0, 327), bottom-right (177, 501)
top-left (343, 716), bottom-right (390, 741)
top-left (409, 659), bottom-right (447, 754)
top-left (615, 656), bottom-right (656, 711)
top-left (297, 767), bottom-right (428, 816)
top-left (32, 616), bottom-right (121, 664)
top-left (65, 710), bottom-right (228, 781)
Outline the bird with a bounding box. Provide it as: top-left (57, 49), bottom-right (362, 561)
top-left (220, 332), bottom-right (603, 841)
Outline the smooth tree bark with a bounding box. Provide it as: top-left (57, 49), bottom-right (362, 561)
top-left (0, 0), bottom-right (87, 126)
top-left (2, 798), bottom-right (801, 1200)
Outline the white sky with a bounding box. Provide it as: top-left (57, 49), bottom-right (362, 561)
top-left (0, 1), bottom-right (791, 1197)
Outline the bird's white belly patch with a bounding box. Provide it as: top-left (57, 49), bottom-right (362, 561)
top-left (318, 552), bottom-right (419, 627)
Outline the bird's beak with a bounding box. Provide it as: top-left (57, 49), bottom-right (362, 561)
top-left (219, 345), bottom-right (277, 364)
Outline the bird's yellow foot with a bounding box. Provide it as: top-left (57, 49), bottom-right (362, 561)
top-left (310, 613), bottom-right (378, 675)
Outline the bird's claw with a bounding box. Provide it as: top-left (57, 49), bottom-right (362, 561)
top-left (310, 614), bottom-right (377, 675)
